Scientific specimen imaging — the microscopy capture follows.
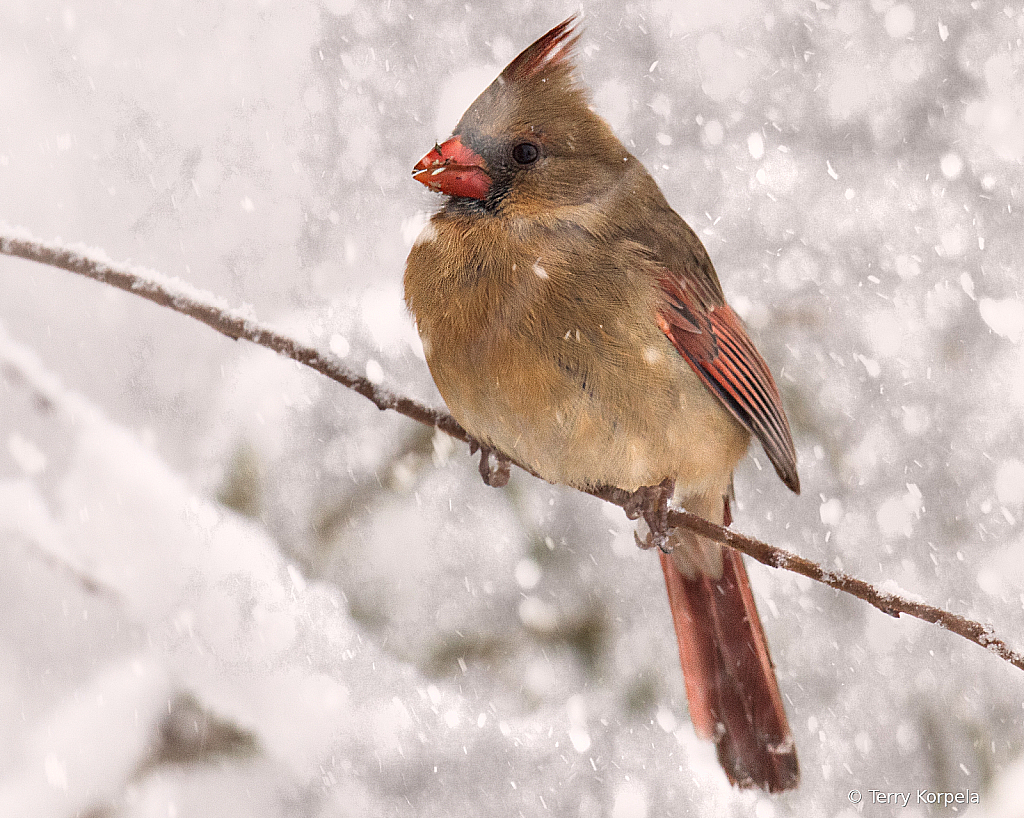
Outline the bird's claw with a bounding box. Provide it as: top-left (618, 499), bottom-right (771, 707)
top-left (477, 446), bottom-right (511, 488)
top-left (625, 477), bottom-right (675, 553)
top-left (633, 530), bottom-right (669, 552)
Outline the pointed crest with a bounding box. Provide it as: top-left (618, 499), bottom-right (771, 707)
top-left (501, 15), bottom-right (581, 84)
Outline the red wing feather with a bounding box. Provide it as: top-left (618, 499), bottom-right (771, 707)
top-left (657, 273), bottom-right (800, 493)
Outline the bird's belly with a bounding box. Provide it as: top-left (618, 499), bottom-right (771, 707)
top-left (428, 335), bottom-right (751, 496)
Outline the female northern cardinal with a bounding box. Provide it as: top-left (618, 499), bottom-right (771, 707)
top-left (404, 17), bottom-right (800, 792)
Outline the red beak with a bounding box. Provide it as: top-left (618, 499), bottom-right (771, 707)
top-left (413, 136), bottom-right (491, 200)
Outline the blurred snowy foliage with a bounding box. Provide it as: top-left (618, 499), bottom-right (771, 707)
top-left (1, 0), bottom-right (1024, 815)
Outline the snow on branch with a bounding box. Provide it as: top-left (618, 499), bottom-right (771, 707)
top-left (0, 227), bottom-right (468, 445)
top-left (2, 226), bottom-right (1022, 674)
top-left (595, 484), bottom-right (1024, 671)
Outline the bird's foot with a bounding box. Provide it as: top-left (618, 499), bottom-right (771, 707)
top-left (474, 444), bottom-right (511, 488)
top-left (624, 477), bottom-right (675, 552)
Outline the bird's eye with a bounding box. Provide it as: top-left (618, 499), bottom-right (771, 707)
top-left (511, 142), bottom-right (540, 165)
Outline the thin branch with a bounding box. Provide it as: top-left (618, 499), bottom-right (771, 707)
top-left (2, 226), bottom-right (1022, 673)
top-left (0, 228), bottom-right (469, 444)
top-left (594, 485), bottom-right (1024, 672)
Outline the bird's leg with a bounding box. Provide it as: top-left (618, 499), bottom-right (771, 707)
top-left (474, 444), bottom-right (511, 488)
top-left (623, 477), bottom-right (675, 552)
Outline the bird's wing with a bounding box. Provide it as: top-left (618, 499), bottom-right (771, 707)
top-left (655, 269), bottom-right (799, 493)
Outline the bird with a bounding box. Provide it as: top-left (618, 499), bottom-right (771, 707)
top-left (404, 16), bottom-right (800, 792)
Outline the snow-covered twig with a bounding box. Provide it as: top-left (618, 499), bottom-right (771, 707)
top-left (0, 329), bottom-right (124, 602)
top-left (0, 227), bottom-right (469, 445)
top-left (595, 484), bottom-right (1024, 671)
top-left (3, 227), bottom-right (1022, 674)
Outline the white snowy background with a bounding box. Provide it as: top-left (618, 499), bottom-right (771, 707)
top-left (1, 0), bottom-right (1023, 816)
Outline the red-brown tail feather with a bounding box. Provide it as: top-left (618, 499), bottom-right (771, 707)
top-left (659, 547), bottom-right (798, 792)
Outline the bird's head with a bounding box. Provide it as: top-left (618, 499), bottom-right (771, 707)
top-left (413, 16), bottom-right (630, 217)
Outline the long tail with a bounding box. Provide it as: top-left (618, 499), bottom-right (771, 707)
top-left (659, 538), bottom-right (798, 791)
